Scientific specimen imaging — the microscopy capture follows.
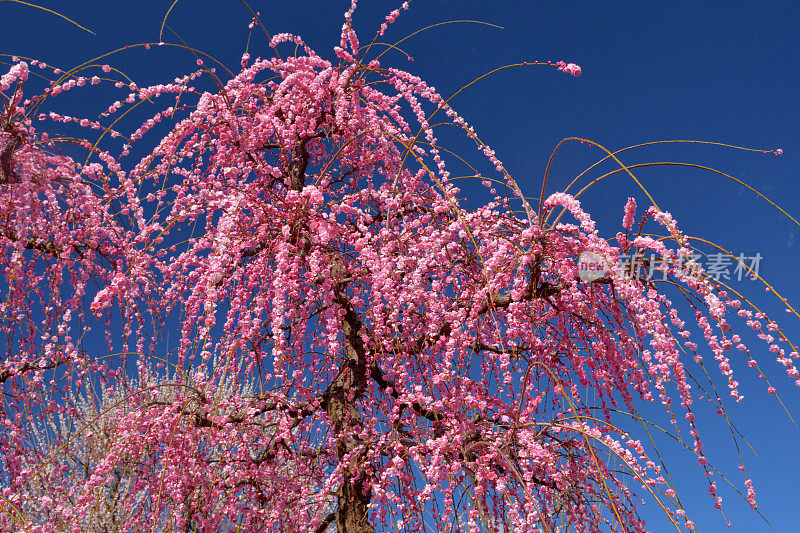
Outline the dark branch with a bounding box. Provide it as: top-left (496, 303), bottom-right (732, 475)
top-left (0, 360), bottom-right (61, 383)
top-left (0, 122), bottom-right (23, 184)
top-left (315, 511), bottom-right (335, 533)
top-left (370, 364), bottom-right (441, 423)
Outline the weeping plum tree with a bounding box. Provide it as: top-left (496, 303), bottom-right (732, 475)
top-left (0, 2), bottom-right (796, 531)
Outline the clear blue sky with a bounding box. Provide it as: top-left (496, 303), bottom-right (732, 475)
top-left (2, 1), bottom-right (798, 531)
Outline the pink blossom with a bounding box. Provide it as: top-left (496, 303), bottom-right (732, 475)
top-left (556, 60), bottom-right (582, 76)
top-left (622, 197), bottom-right (637, 229)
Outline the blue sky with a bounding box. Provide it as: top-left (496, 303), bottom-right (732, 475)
top-left (2, 1), bottom-right (798, 531)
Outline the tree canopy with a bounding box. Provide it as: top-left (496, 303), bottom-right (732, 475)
top-left (0, 2), bottom-right (796, 531)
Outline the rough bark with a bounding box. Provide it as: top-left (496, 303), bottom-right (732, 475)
top-left (321, 288), bottom-right (375, 533)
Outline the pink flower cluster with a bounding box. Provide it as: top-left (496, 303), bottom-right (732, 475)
top-left (556, 60), bottom-right (582, 76)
